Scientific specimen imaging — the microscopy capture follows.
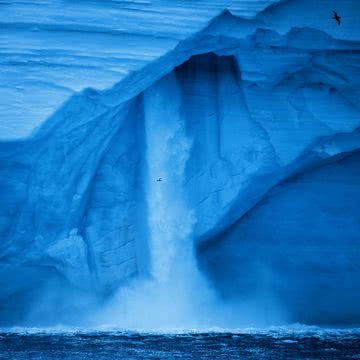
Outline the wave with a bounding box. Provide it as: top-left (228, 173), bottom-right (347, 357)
top-left (2, 324), bottom-right (360, 337)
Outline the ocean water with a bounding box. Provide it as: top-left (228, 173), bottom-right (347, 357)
top-left (1, 327), bottom-right (360, 359)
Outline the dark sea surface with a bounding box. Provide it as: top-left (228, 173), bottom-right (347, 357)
top-left (0, 327), bottom-right (360, 359)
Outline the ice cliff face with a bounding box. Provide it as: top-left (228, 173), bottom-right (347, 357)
top-left (1, 0), bottom-right (360, 325)
top-left (0, 0), bottom-right (279, 139)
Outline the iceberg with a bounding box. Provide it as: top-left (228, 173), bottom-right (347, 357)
top-left (0, 0), bottom-right (360, 326)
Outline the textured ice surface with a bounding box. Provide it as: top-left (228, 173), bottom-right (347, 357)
top-left (0, 0), bottom-right (360, 326)
top-left (0, 0), bottom-right (279, 139)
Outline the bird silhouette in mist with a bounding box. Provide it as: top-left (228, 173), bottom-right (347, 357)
top-left (332, 10), bottom-right (341, 25)
top-left (156, 178), bottom-right (162, 182)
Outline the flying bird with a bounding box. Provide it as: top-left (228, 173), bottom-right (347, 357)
top-left (332, 10), bottom-right (341, 25)
top-left (156, 178), bottom-right (162, 182)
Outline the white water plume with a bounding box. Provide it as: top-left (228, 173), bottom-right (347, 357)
top-left (93, 73), bottom-right (218, 329)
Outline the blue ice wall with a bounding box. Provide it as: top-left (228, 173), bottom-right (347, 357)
top-left (200, 151), bottom-right (360, 324)
top-left (0, 5), bottom-right (360, 326)
top-left (0, 99), bottom-right (150, 324)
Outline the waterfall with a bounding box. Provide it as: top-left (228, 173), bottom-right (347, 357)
top-left (144, 72), bottom-right (196, 283)
top-left (95, 72), bottom-right (217, 329)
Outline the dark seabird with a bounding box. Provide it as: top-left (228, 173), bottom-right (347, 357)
top-left (156, 178), bottom-right (162, 182)
top-left (332, 10), bottom-right (341, 25)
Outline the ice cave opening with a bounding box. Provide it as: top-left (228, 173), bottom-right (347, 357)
top-left (143, 51), bottom-right (245, 283)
